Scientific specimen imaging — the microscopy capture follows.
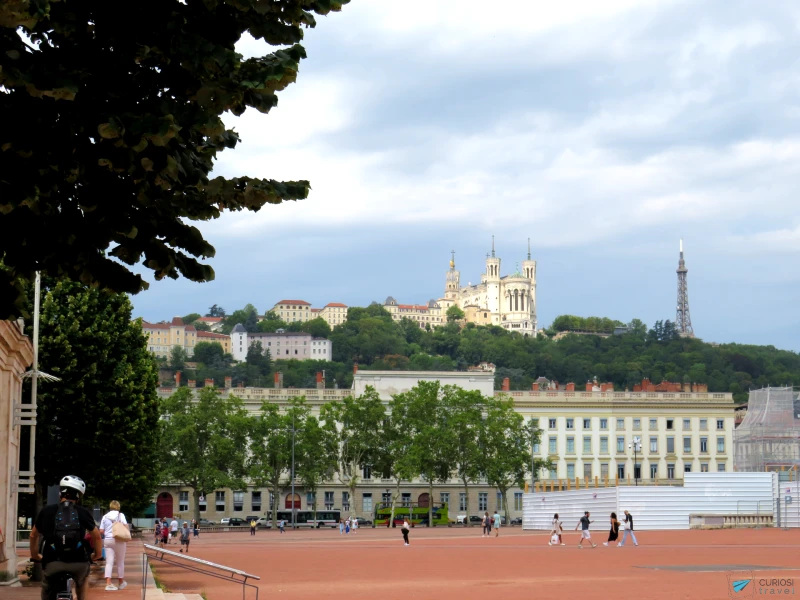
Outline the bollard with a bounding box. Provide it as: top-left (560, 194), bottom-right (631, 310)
top-left (594, 476), bottom-right (599, 488)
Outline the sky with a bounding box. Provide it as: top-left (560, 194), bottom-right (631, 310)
top-left (131, 0), bottom-right (800, 352)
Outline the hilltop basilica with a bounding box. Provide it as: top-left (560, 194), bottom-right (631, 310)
top-left (383, 238), bottom-right (538, 336)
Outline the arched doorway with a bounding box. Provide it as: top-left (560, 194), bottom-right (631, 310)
top-left (417, 493), bottom-right (430, 508)
top-left (156, 492), bottom-right (173, 519)
top-left (285, 493), bottom-right (300, 509)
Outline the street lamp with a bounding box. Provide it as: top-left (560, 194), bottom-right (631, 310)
top-left (628, 437), bottom-right (642, 486)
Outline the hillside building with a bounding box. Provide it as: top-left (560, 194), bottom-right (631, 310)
top-left (142, 317), bottom-right (198, 358)
top-left (230, 325), bottom-right (332, 362)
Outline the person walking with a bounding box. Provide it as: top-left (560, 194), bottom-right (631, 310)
top-left (618, 510), bottom-right (639, 547)
top-left (575, 511), bottom-right (596, 548)
top-left (401, 518), bottom-right (411, 546)
top-left (352, 516), bottom-right (358, 533)
top-left (603, 512), bottom-right (620, 547)
top-left (344, 517), bottom-right (350, 534)
top-left (154, 520), bottom-right (161, 546)
top-left (170, 517), bottom-right (179, 542)
top-left (548, 513), bottom-right (565, 546)
top-left (180, 522), bottom-right (191, 553)
top-left (339, 517), bottom-right (344, 535)
top-left (100, 500), bottom-right (130, 591)
top-left (250, 519), bottom-right (257, 536)
top-left (279, 518), bottom-right (285, 534)
top-left (484, 511), bottom-right (492, 537)
top-left (493, 511), bottom-right (501, 537)
top-left (160, 518), bottom-right (169, 548)
top-left (192, 519), bottom-right (199, 538)
top-left (481, 513), bottom-right (488, 537)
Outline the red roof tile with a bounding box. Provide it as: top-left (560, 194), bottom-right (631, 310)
top-left (397, 304), bottom-right (429, 311)
top-left (197, 330), bottom-right (227, 339)
top-left (171, 317), bottom-right (184, 326)
top-left (324, 302), bottom-right (348, 308)
top-left (141, 321), bottom-right (170, 330)
top-left (197, 316), bottom-right (223, 323)
top-left (275, 300), bottom-right (311, 305)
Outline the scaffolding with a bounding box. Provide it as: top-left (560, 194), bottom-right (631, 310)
top-left (734, 387), bottom-right (800, 477)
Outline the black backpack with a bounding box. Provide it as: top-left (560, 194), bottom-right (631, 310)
top-left (53, 502), bottom-right (83, 559)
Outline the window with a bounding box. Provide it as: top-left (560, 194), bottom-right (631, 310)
top-left (700, 419), bottom-right (708, 431)
top-left (717, 437), bottom-right (725, 452)
top-left (701, 463), bottom-right (709, 473)
top-left (306, 492), bottom-right (315, 506)
top-left (233, 491), bottom-right (244, 512)
top-left (617, 437), bottom-right (625, 452)
top-left (633, 418), bottom-right (641, 430)
top-left (325, 491), bottom-right (334, 509)
top-left (567, 464), bottom-right (575, 479)
top-left (684, 464), bottom-right (692, 473)
top-left (381, 491), bottom-right (391, 506)
top-left (362, 493), bottom-right (373, 513)
top-left (199, 495), bottom-right (207, 512)
top-left (459, 492), bottom-right (467, 511)
top-left (514, 492), bottom-right (524, 511)
top-left (548, 418), bottom-right (556, 429)
top-left (600, 418), bottom-right (608, 430)
top-left (617, 465), bottom-right (625, 479)
top-left (700, 437), bottom-right (708, 453)
top-left (496, 491), bottom-right (503, 509)
top-left (683, 437), bottom-right (692, 453)
top-left (215, 491), bottom-right (225, 512)
top-left (667, 419), bottom-right (674, 430)
top-left (667, 463), bottom-right (675, 478)
top-left (601, 463), bottom-right (609, 478)
top-left (179, 491), bottom-right (189, 512)
top-left (717, 419), bottom-right (725, 430)
top-left (667, 437), bottom-right (675, 453)
top-left (362, 465), bottom-right (372, 480)
top-left (533, 439), bottom-right (540, 453)
top-left (549, 438), bottom-right (557, 454)
top-left (567, 437), bottom-right (575, 453)
top-left (440, 492), bottom-right (450, 507)
top-left (583, 463), bottom-right (592, 479)
top-left (683, 419), bottom-right (691, 430)
top-left (478, 492), bottom-right (488, 511)
top-left (583, 418), bottom-right (591, 429)
top-left (649, 418), bottom-right (657, 429)
top-left (718, 462), bottom-right (726, 472)
top-left (566, 418), bottom-right (574, 430)
top-left (650, 437), bottom-right (658, 452)
top-left (583, 437), bottom-right (591, 453)
top-left (252, 492), bottom-right (261, 512)
top-left (600, 437), bottom-right (608, 453)
top-left (270, 492), bottom-right (275, 510)
top-left (617, 418), bottom-right (624, 429)
top-left (650, 464), bottom-right (658, 479)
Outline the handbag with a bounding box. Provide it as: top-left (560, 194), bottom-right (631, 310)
top-left (112, 512), bottom-right (132, 542)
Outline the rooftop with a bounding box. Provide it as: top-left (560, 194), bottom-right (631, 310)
top-left (275, 300), bottom-right (311, 306)
top-left (325, 302), bottom-right (348, 308)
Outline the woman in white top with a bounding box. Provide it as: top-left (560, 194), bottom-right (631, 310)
top-left (549, 513), bottom-right (564, 546)
top-left (99, 500), bottom-right (130, 591)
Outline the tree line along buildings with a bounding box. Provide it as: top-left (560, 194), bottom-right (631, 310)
top-left (151, 370), bottom-right (735, 521)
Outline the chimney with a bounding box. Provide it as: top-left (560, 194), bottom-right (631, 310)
top-left (224, 376), bottom-right (232, 389)
top-left (633, 384), bottom-right (642, 392)
top-left (532, 382), bottom-right (539, 391)
top-left (274, 372), bottom-right (283, 389)
top-left (187, 380), bottom-right (196, 388)
top-left (353, 362), bottom-right (359, 374)
top-left (204, 378), bottom-right (214, 388)
top-left (585, 381), bottom-right (592, 392)
top-left (600, 383), bottom-right (608, 392)
top-left (566, 382), bottom-right (575, 392)
top-left (316, 372), bottom-right (324, 389)
top-left (175, 370), bottom-right (182, 386)
top-left (501, 377), bottom-right (510, 391)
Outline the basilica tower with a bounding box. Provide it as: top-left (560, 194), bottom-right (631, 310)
top-left (485, 236), bottom-right (501, 313)
top-left (521, 238), bottom-right (537, 332)
top-left (444, 250), bottom-right (460, 302)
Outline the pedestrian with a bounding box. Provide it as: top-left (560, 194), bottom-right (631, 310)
top-left (352, 516), bottom-right (358, 533)
top-left (100, 500), bottom-right (130, 591)
top-left (401, 518), bottom-right (411, 546)
top-left (345, 518), bottom-right (350, 534)
top-left (339, 517), bottom-right (344, 535)
top-left (180, 522), bottom-right (191, 553)
top-left (484, 511), bottom-right (492, 536)
top-left (250, 519), bottom-right (257, 536)
top-left (170, 516), bottom-right (179, 541)
top-left (548, 513), bottom-right (565, 546)
top-left (154, 520), bottom-right (161, 545)
top-left (575, 511), bottom-right (596, 548)
top-left (192, 519), bottom-right (199, 538)
top-left (603, 512), bottom-right (620, 547)
top-left (618, 510), bottom-right (639, 547)
top-left (493, 510), bottom-right (501, 537)
top-left (482, 513), bottom-right (489, 537)
top-left (160, 518), bottom-right (169, 548)
top-left (279, 518), bottom-right (285, 534)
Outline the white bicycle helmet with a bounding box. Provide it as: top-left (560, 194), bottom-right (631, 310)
top-left (59, 475), bottom-right (86, 499)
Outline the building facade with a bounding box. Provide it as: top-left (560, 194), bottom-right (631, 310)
top-left (142, 317), bottom-right (197, 357)
top-left (152, 372), bottom-right (734, 521)
top-left (319, 303), bottom-right (348, 328)
top-left (196, 330), bottom-right (231, 354)
top-left (271, 300), bottom-right (312, 323)
top-left (230, 325), bottom-right (332, 362)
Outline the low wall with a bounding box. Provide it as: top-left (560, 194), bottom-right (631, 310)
top-left (523, 472), bottom-right (777, 531)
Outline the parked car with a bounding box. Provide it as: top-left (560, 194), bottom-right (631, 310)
top-left (229, 517), bottom-right (246, 527)
top-left (255, 517), bottom-right (272, 528)
top-left (198, 519), bottom-right (215, 526)
top-left (220, 518), bottom-right (231, 525)
top-left (245, 515), bottom-right (260, 522)
top-left (510, 517), bottom-right (523, 526)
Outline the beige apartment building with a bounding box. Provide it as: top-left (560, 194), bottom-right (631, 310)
top-left (271, 300), bottom-right (312, 323)
top-left (319, 303), bottom-right (348, 328)
top-left (196, 330), bottom-right (231, 354)
top-left (152, 371), bottom-right (735, 521)
top-left (142, 317), bottom-right (198, 358)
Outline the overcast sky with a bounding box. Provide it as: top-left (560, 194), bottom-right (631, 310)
top-left (131, 0), bottom-right (800, 352)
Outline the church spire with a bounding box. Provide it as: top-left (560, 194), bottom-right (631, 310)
top-left (450, 249), bottom-right (455, 269)
top-left (491, 235), bottom-right (495, 258)
top-left (527, 237), bottom-right (531, 260)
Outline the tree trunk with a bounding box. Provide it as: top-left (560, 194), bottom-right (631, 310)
top-left (501, 487), bottom-right (509, 526)
top-left (428, 479), bottom-right (434, 527)
top-left (192, 487), bottom-right (202, 524)
top-left (390, 478), bottom-right (401, 526)
top-left (271, 479), bottom-right (280, 528)
top-left (461, 478), bottom-right (470, 526)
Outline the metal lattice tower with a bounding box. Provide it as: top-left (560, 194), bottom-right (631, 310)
top-left (676, 239), bottom-right (694, 337)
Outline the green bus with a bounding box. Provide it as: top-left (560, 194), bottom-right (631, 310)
top-left (374, 502), bottom-right (450, 527)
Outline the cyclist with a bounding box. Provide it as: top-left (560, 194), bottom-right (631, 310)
top-left (29, 475), bottom-right (102, 600)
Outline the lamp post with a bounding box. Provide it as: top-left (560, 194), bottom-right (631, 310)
top-left (629, 437), bottom-right (642, 486)
top-left (529, 419), bottom-right (537, 492)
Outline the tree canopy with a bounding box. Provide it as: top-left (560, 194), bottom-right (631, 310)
top-left (0, 0), bottom-right (350, 317)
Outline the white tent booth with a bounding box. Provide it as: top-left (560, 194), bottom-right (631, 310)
top-left (522, 473), bottom-right (793, 531)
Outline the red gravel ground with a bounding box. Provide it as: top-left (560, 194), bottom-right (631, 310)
top-left (151, 527), bottom-right (800, 600)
